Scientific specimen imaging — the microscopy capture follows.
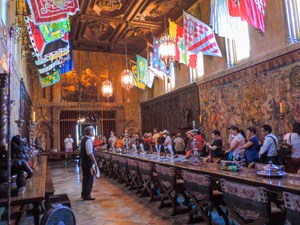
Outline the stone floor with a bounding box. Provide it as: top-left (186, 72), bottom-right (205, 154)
top-left (19, 164), bottom-right (228, 225)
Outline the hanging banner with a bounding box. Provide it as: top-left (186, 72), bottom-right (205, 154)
top-left (39, 70), bottom-right (61, 88)
top-left (183, 11), bottom-right (222, 57)
top-left (130, 60), bottom-right (146, 90)
top-left (25, 16), bottom-right (70, 58)
top-left (26, 0), bottom-right (79, 24)
top-left (39, 18), bottom-right (71, 43)
top-left (136, 55), bottom-right (154, 88)
top-left (169, 19), bottom-right (199, 68)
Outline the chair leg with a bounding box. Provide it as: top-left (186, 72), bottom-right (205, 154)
top-left (214, 204), bottom-right (229, 225)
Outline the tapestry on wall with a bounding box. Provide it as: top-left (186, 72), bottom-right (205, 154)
top-left (199, 64), bottom-right (300, 140)
top-left (61, 68), bottom-right (98, 102)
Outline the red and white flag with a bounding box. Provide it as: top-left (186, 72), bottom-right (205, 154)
top-left (183, 11), bottom-right (222, 57)
top-left (228, 0), bottom-right (266, 32)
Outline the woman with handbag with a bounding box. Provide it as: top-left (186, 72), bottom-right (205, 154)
top-left (284, 122), bottom-right (300, 173)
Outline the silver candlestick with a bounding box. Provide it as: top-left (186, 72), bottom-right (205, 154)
top-left (189, 120), bottom-right (199, 166)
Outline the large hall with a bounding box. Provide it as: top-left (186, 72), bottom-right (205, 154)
top-left (0, 0), bottom-right (299, 225)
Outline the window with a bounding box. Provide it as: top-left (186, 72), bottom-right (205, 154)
top-left (235, 22), bottom-right (250, 61)
top-left (189, 54), bottom-right (204, 82)
top-left (284, 0), bottom-right (300, 44)
top-left (225, 21), bottom-right (250, 67)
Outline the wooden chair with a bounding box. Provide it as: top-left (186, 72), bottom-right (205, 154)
top-left (127, 158), bottom-right (141, 192)
top-left (137, 160), bottom-right (159, 202)
top-left (117, 156), bottom-right (128, 185)
top-left (220, 179), bottom-right (284, 225)
top-left (102, 152), bottom-right (111, 176)
top-left (97, 151), bottom-right (105, 172)
top-left (155, 164), bottom-right (188, 216)
top-left (283, 192), bottom-right (300, 225)
top-left (111, 155), bottom-right (119, 179)
top-left (182, 170), bottom-right (229, 224)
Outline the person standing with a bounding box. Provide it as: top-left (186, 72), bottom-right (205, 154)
top-left (225, 125), bottom-right (246, 166)
top-left (64, 134), bottom-right (74, 153)
top-left (152, 128), bottom-right (160, 152)
top-left (80, 126), bottom-right (98, 201)
top-left (173, 133), bottom-right (185, 154)
top-left (258, 124), bottom-right (279, 164)
top-left (284, 122), bottom-right (300, 173)
top-left (205, 130), bottom-right (223, 163)
top-left (243, 127), bottom-right (259, 165)
top-left (64, 134), bottom-right (74, 165)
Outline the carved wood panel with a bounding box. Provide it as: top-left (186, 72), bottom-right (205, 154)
top-left (20, 79), bottom-right (32, 139)
top-left (141, 83), bottom-right (199, 134)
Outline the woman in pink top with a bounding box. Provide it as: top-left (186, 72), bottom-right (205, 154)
top-left (225, 125), bottom-right (246, 166)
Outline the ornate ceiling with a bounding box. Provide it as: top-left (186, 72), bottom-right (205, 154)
top-left (70, 0), bottom-right (198, 54)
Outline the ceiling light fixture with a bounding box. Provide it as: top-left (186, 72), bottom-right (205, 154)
top-left (121, 28), bottom-right (134, 94)
top-left (158, 6), bottom-right (175, 70)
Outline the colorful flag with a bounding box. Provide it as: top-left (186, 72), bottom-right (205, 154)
top-left (60, 45), bottom-right (74, 75)
top-left (148, 37), bottom-right (170, 78)
top-left (228, 0), bottom-right (266, 32)
top-left (25, 16), bottom-right (70, 58)
top-left (210, 0), bottom-right (244, 39)
top-left (130, 60), bottom-right (146, 90)
top-left (39, 70), bottom-right (61, 88)
top-left (228, 0), bottom-right (243, 17)
top-left (136, 55), bottom-right (154, 88)
top-left (169, 19), bottom-right (200, 68)
top-left (26, 0), bottom-right (79, 24)
top-left (148, 52), bottom-right (164, 79)
top-left (39, 18), bottom-right (71, 43)
top-left (183, 11), bottom-right (222, 57)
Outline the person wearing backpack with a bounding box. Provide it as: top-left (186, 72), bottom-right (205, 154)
top-left (258, 124), bottom-right (279, 164)
top-left (284, 122), bottom-right (300, 173)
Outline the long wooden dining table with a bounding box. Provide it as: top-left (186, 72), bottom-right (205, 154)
top-left (100, 151), bottom-right (300, 195)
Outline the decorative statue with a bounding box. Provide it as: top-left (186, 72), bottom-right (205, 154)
top-left (183, 108), bottom-right (190, 127)
top-left (0, 135), bottom-right (33, 197)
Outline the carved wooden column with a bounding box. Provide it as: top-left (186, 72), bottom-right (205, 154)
top-left (0, 73), bottom-right (8, 152)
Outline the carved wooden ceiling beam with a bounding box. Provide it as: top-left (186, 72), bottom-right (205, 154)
top-left (80, 14), bottom-right (162, 29)
top-left (109, 0), bottom-right (151, 45)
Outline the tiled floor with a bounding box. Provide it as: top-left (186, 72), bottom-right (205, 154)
top-left (20, 165), bottom-right (227, 225)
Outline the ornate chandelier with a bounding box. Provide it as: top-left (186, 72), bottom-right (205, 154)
top-left (159, 33), bottom-right (175, 70)
top-left (102, 79), bottom-right (113, 99)
top-left (121, 69), bottom-right (133, 92)
top-left (121, 30), bottom-right (134, 93)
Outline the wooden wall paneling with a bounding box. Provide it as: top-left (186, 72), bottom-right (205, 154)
top-left (141, 83), bottom-right (199, 134)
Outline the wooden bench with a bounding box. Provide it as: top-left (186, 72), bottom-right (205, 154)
top-left (45, 166), bottom-right (55, 210)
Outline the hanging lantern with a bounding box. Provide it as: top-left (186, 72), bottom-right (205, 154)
top-left (121, 69), bottom-right (133, 93)
top-left (158, 33), bottom-right (175, 70)
top-left (102, 79), bottom-right (113, 99)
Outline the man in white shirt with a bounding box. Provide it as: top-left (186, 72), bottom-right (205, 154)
top-left (80, 126), bottom-right (98, 201)
top-left (64, 134), bottom-right (74, 152)
top-left (259, 124), bottom-right (279, 164)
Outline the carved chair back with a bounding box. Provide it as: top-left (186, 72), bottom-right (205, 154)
top-left (220, 179), bottom-right (270, 222)
top-left (283, 192), bottom-right (300, 225)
